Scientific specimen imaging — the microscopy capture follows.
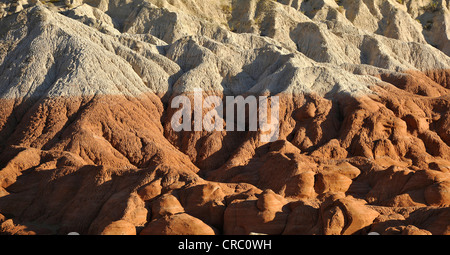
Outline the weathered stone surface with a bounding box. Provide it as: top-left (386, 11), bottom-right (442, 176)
top-left (223, 190), bottom-right (290, 235)
top-left (0, 0), bottom-right (449, 236)
top-left (140, 213), bottom-right (217, 235)
top-left (100, 220), bottom-right (137, 235)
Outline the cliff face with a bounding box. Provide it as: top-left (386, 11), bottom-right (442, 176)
top-left (0, 0), bottom-right (449, 235)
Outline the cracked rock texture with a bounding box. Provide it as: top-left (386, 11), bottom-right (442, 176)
top-left (0, 0), bottom-right (449, 235)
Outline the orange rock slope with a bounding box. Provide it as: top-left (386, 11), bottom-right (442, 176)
top-left (0, 1), bottom-right (450, 235)
top-left (1, 72), bottom-right (449, 235)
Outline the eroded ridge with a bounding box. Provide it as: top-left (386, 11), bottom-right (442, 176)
top-left (0, 0), bottom-right (449, 235)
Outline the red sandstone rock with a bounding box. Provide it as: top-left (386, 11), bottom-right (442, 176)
top-left (223, 190), bottom-right (290, 235)
top-left (0, 2), bottom-right (449, 237)
top-left (321, 195), bottom-right (380, 235)
top-left (100, 220), bottom-right (137, 235)
top-left (425, 181), bottom-right (450, 207)
top-left (140, 213), bottom-right (217, 235)
top-left (283, 201), bottom-right (320, 235)
top-left (151, 194), bottom-right (185, 218)
top-left (178, 183), bottom-right (228, 228)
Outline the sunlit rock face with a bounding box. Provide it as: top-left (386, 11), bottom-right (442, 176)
top-left (0, 0), bottom-right (449, 235)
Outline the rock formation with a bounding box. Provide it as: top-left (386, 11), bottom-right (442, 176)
top-left (0, 0), bottom-right (449, 235)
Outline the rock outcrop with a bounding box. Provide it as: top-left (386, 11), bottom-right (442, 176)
top-left (0, 0), bottom-right (449, 235)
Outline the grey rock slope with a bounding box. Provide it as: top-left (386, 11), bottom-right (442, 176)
top-left (2, 0), bottom-right (450, 100)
